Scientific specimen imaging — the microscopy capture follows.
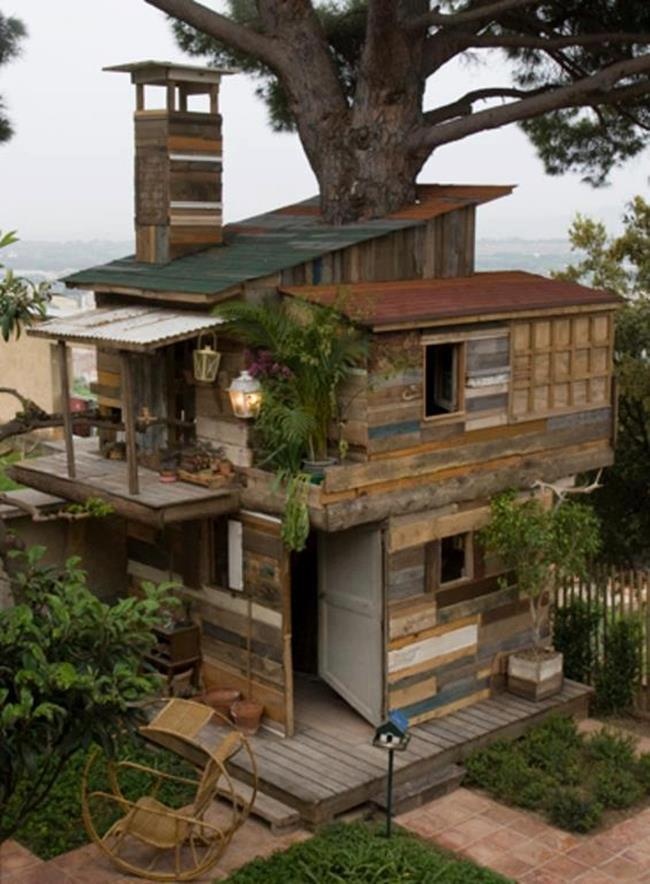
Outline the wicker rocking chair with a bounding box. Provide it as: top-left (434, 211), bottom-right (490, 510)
top-left (81, 700), bottom-right (257, 881)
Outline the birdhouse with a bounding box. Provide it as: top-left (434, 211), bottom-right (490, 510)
top-left (373, 712), bottom-right (410, 751)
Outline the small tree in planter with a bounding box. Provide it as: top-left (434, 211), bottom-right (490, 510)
top-left (479, 490), bottom-right (601, 700)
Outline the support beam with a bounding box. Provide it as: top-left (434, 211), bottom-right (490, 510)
top-left (120, 351), bottom-right (140, 496)
top-left (56, 340), bottom-right (75, 478)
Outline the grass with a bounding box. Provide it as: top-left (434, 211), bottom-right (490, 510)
top-left (465, 714), bottom-right (650, 833)
top-left (222, 821), bottom-right (511, 883)
top-left (13, 732), bottom-right (197, 860)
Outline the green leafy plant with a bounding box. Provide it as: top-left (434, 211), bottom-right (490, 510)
top-left (585, 727), bottom-right (637, 766)
top-left (593, 615), bottom-right (643, 714)
top-left (479, 491), bottom-right (601, 655)
top-left (546, 787), bottom-right (603, 833)
top-left (65, 497), bottom-right (115, 518)
top-left (0, 546), bottom-right (178, 842)
top-left (635, 753), bottom-right (650, 790)
top-left (279, 471), bottom-right (311, 553)
top-left (224, 821), bottom-right (508, 884)
top-left (215, 297), bottom-right (366, 467)
top-left (553, 597), bottom-right (602, 684)
top-left (0, 231), bottom-right (52, 341)
top-left (592, 764), bottom-right (643, 809)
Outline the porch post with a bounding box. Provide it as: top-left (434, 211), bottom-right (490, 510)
top-left (120, 351), bottom-right (140, 496)
top-left (56, 340), bottom-right (76, 479)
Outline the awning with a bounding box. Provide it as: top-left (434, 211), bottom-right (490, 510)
top-left (27, 305), bottom-right (224, 352)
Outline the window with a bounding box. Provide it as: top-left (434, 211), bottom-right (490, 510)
top-left (424, 342), bottom-right (463, 417)
top-left (440, 533), bottom-right (471, 585)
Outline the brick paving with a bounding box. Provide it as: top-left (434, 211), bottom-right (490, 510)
top-left (397, 787), bottom-right (650, 882)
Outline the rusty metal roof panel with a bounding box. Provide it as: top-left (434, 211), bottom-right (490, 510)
top-left (27, 306), bottom-right (223, 351)
top-left (281, 271), bottom-right (622, 330)
top-left (64, 184), bottom-right (514, 298)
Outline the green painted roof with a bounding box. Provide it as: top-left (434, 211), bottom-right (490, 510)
top-left (64, 185), bottom-right (513, 299)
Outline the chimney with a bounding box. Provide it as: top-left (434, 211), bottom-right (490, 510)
top-left (106, 61), bottom-right (230, 264)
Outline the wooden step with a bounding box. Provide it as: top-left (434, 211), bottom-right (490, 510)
top-left (216, 776), bottom-right (302, 834)
top-left (371, 763), bottom-right (465, 816)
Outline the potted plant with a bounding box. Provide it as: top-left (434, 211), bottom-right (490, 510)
top-left (479, 490), bottom-right (600, 701)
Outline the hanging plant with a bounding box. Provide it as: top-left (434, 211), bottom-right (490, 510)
top-left (279, 472), bottom-right (311, 553)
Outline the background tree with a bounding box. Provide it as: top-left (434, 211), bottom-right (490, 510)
top-left (0, 11), bottom-right (27, 143)
top-left (555, 198), bottom-right (650, 565)
top-left (0, 547), bottom-right (176, 842)
top-left (143, 0), bottom-right (650, 222)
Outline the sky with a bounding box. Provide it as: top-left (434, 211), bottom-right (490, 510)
top-left (1, 0), bottom-right (648, 243)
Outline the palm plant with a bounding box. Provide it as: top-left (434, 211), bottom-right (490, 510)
top-left (215, 297), bottom-right (366, 469)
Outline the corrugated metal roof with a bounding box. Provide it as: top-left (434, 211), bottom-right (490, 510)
top-left (281, 271), bottom-right (622, 330)
top-left (27, 305), bottom-right (223, 351)
top-left (64, 184), bottom-right (513, 299)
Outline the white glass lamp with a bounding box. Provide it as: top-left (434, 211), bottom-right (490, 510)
top-left (228, 370), bottom-right (262, 419)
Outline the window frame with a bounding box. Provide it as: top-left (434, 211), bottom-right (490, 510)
top-left (426, 531), bottom-right (475, 592)
top-left (421, 339), bottom-right (467, 423)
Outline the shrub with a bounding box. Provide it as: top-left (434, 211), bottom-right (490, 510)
top-left (521, 715), bottom-right (583, 784)
top-left (585, 728), bottom-right (637, 766)
top-left (553, 597), bottom-right (601, 683)
top-left (593, 764), bottom-right (644, 809)
top-left (594, 616), bottom-right (643, 714)
top-left (546, 787), bottom-right (603, 833)
top-left (636, 753), bottom-right (650, 791)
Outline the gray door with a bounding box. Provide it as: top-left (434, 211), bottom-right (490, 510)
top-left (318, 526), bottom-right (384, 725)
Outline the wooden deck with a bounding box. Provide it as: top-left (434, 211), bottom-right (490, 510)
top-left (9, 444), bottom-right (240, 527)
top-left (158, 680), bottom-right (592, 826)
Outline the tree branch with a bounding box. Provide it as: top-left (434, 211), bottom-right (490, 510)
top-left (143, 0), bottom-right (285, 70)
top-left (468, 32), bottom-right (650, 50)
top-left (410, 54), bottom-right (650, 152)
top-left (423, 86), bottom-right (548, 125)
top-left (410, 0), bottom-right (538, 30)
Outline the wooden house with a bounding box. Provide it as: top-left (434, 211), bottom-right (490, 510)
top-left (10, 61), bottom-right (619, 749)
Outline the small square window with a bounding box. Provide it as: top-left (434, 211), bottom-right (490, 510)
top-left (440, 533), bottom-right (471, 585)
top-left (424, 343), bottom-right (462, 417)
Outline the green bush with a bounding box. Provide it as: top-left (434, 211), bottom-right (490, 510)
top-left (594, 616), bottom-right (643, 714)
top-left (553, 598), bottom-right (601, 683)
top-left (546, 787), bottom-right (603, 833)
top-left (586, 727), bottom-right (637, 766)
top-left (225, 822), bottom-right (509, 883)
top-left (636, 753), bottom-right (650, 791)
top-left (520, 715), bottom-right (582, 784)
top-left (593, 764), bottom-right (644, 809)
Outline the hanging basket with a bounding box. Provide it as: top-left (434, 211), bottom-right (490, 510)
top-left (193, 333), bottom-right (221, 383)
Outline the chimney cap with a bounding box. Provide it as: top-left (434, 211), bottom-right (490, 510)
top-left (104, 60), bottom-right (237, 87)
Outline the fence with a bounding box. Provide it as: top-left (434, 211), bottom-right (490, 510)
top-left (555, 568), bottom-right (650, 714)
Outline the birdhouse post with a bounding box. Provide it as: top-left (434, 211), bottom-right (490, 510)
top-left (372, 711), bottom-right (410, 837)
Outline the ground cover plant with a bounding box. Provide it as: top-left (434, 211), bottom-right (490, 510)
top-left (12, 731), bottom-right (197, 860)
top-left (465, 715), bottom-right (650, 833)
top-left (223, 821), bottom-right (510, 883)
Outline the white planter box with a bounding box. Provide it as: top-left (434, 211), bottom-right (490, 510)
top-left (507, 650), bottom-right (563, 701)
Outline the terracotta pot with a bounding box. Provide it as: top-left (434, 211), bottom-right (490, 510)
top-left (231, 699), bottom-right (264, 735)
top-left (159, 469), bottom-right (178, 484)
top-left (201, 687), bottom-right (241, 718)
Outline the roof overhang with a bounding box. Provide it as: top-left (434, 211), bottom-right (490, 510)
top-left (27, 305), bottom-right (224, 352)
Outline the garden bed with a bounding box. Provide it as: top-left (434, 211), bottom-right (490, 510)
top-left (465, 714), bottom-right (650, 833)
top-left (223, 821), bottom-right (510, 883)
top-left (10, 733), bottom-right (197, 860)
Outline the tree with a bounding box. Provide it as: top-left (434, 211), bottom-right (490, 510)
top-left (142, 0), bottom-right (650, 223)
top-left (479, 491), bottom-right (601, 654)
top-left (0, 11), bottom-right (26, 143)
top-left (555, 198), bottom-right (650, 565)
top-left (0, 547), bottom-right (176, 842)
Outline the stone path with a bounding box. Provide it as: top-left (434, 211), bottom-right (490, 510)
top-left (397, 787), bottom-right (650, 882)
top-left (0, 816), bottom-right (309, 883)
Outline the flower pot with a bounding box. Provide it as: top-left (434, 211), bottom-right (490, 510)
top-left (301, 457), bottom-right (337, 481)
top-left (508, 649), bottom-right (563, 701)
top-left (231, 699), bottom-right (264, 735)
top-left (201, 687), bottom-right (241, 718)
top-left (159, 468), bottom-right (178, 484)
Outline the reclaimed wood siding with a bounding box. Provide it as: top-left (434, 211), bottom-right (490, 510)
top-left (385, 512), bottom-right (550, 725)
top-left (279, 207), bottom-right (475, 287)
top-left (126, 513), bottom-right (293, 734)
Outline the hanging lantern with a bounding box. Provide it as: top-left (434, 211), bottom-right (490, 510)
top-left (228, 370), bottom-right (262, 419)
top-left (193, 333), bottom-right (221, 383)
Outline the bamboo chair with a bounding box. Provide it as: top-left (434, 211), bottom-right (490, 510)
top-left (81, 700), bottom-right (257, 881)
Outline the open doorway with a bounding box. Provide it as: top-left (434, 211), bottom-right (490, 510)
top-left (289, 527), bottom-right (383, 736)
